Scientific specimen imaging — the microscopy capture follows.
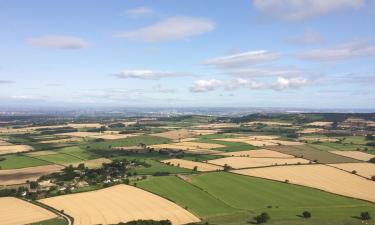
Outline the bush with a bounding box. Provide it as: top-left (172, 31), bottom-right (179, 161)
top-left (115, 220), bottom-right (172, 225)
top-left (302, 211), bottom-right (311, 219)
top-left (360, 212), bottom-right (371, 221)
top-left (253, 212), bottom-right (270, 224)
top-left (369, 157), bottom-right (375, 163)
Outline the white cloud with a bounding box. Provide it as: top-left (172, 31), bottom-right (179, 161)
top-left (190, 76), bottom-right (312, 92)
top-left (113, 69), bottom-right (190, 80)
top-left (253, 0), bottom-right (364, 21)
top-left (189, 79), bottom-right (223, 92)
top-left (288, 30), bottom-right (325, 45)
top-left (125, 7), bottom-right (154, 18)
top-left (298, 40), bottom-right (375, 61)
top-left (116, 16), bottom-right (214, 42)
top-left (27, 35), bottom-right (90, 49)
top-left (226, 67), bottom-right (303, 78)
top-left (204, 50), bottom-right (281, 68)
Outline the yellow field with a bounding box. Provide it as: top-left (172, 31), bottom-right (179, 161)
top-left (208, 157), bottom-right (309, 169)
top-left (151, 141), bottom-right (225, 150)
top-left (217, 149), bottom-right (295, 158)
top-left (39, 184), bottom-right (200, 225)
top-left (306, 121), bottom-right (333, 127)
top-left (234, 164), bottom-right (375, 203)
top-left (268, 140), bottom-right (304, 146)
top-left (162, 159), bottom-right (223, 172)
top-left (0, 165), bottom-right (64, 185)
top-left (330, 151), bottom-right (374, 161)
top-left (240, 140), bottom-right (278, 147)
top-left (297, 128), bottom-right (324, 134)
top-left (0, 145), bottom-right (33, 155)
top-left (0, 123), bottom-right (102, 134)
top-left (329, 163), bottom-right (375, 179)
top-left (57, 132), bottom-right (138, 140)
top-left (25, 150), bottom-right (57, 156)
top-left (0, 139), bottom-right (11, 146)
top-left (70, 158), bottom-right (112, 169)
top-left (0, 197), bottom-right (57, 225)
top-left (151, 129), bottom-right (198, 139)
top-left (214, 136), bottom-right (304, 147)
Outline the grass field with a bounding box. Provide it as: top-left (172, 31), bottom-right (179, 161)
top-left (34, 153), bottom-right (83, 165)
top-left (138, 172), bottom-right (375, 225)
top-left (57, 146), bottom-right (99, 160)
top-left (0, 155), bottom-right (51, 169)
top-left (134, 159), bottom-right (194, 175)
top-left (266, 145), bottom-right (360, 164)
top-left (28, 217), bottom-right (68, 225)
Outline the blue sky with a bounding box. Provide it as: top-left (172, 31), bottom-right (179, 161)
top-left (0, 0), bottom-right (374, 109)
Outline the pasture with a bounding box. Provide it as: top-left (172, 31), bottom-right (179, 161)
top-left (138, 172), bottom-right (375, 225)
top-left (208, 156), bottom-right (309, 169)
top-left (0, 155), bottom-right (51, 169)
top-left (150, 141), bottom-right (225, 151)
top-left (34, 153), bottom-right (83, 165)
top-left (234, 164), bottom-right (375, 203)
top-left (162, 159), bottom-right (223, 171)
top-left (134, 159), bottom-right (194, 175)
top-left (0, 197), bottom-right (57, 225)
top-left (39, 184), bottom-right (200, 225)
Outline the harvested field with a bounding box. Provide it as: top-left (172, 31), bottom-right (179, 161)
top-left (237, 140), bottom-right (278, 147)
top-left (268, 140), bottom-right (304, 146)
top-left (183, 149), bottom-right (223, 155)
top-left (328, 163), bottom-right (375, 179)
top-left (306, 121), bottom-right (333, 127)
top-left (0, 139), bottom-right (11, 146)
top-left (330, 151), bottom-right (374, 161)
top-left (151, 141), bottom-right (225, 150)
top-left (214, 136), bottom-right (303, 147)
top-left (0, 145), bottom-right (33, 155)
top-left (57, 132), bottom-right (138, 140)
top-left (70, 158), bottom-right (112, 169)
top-left (0, 197), bottom-right (57, 225)
top-left (192, 123), bottom-right (240, 129)
top-left (266, 145), bottom-right (360, 164)
top-left (39, 184), bottom-right (200, 225)
top-left (297, 128), bottom-right (324, 134)
top-left (67, 123), bottom-right (102, 128)
top-left (162, 159), bottom-right (223, 172)
top-left (0, 165), bottom-right (64, 185)
top-left (190, 129), bottom-right (218, 135)
top-left (151, 129), bottom-right (197, 139)
top-left (208, 156), bottom-right (309, 169)
top-left (217, 149), bottom-right (295, 158)
top-left (234, 164), bottom-right (375, 203)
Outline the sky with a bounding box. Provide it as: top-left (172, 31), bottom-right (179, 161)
top-left (0, 0), bottom-right (374, 109)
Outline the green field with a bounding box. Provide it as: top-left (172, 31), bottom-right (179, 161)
top-left (57, 146), bottom-right (100, 160)
top-left (134, 159), bottom-right (194, 175)
top-left (28, 217), bottom-right (67, 225)
top-left (0, 155), bottom-right (51, 169)
top-left (266, 145), bottom-right (360, 163)
top-left (34, 153), bottom-right (82, 165)
top-left (138, 172), bottom-right (375, 225)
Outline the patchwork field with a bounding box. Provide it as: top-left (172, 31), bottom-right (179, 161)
top-left (234, 164), bottom-right (375, 203)
top-left (57, 132), bottom-right (138, 140)
top-left (162, 159), bottom-right (223, 172)
top-left (299, 137), bottom-right (339, 142)
top-left (330, 151), bottom-right (374, 161)
top-left (214, 136), bottom-right (303, 147)
top-left (39, 184), bottom-right (200, 225)
top-left (328, 163), bottom-right (375, 179)
top-left (0, 145), bottom-right (33, 155)
top-left (266, 145), bottom-right (360, 164)
top-left (208, 157), bottom-right (309, 169)
top-left (34, 153), bottom-right (83, 165)
top-left (297, 128), bottom-right (324, 134)
top-left (151, 129), bottom-right (198, 139)
top-left (0, 155), bottom-right (52, 170)
top-left (217, 149), bottom-right (295, 158)
top-left (0, 197), bottom-right (57, 225)
top-left (70, 158), bottom-right (112, 169)
top-left (193, 123), bottom-right (240, 129)
top-left (0, 165), bottom-right (64, 185)
top-left (306, 121), bottom-right (333, 127)
top-left (247, 121), bottom-right (292, 126)
top-left (139, 172), bottom-right (375, 225)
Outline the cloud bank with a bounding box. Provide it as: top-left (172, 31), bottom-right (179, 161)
top-left (27, 35), bottom-right (90, 49)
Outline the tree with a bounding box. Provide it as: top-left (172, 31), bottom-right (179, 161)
top-left (371, 176), bottom-right (375, 181)
top-left (369, 157), bottom-right (375, 163)
top-left (29, 181), bottom-right (38, 189)
top-left (360, 212), bottom-right (371, 221)
top-left (302, 211), bottom-right (311, 219)
top-left (193, 166), bottom-right (198, 171)
top-left (253, 212), bottom-right (270, 224)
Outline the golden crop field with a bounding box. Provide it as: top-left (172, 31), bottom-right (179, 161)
top-left (151, 141), bottom-right (225, 150)
top-left (297, 128), bottom-right (324, 134)
top-left (217, 149), bottom-right (295, 158)
top-left (162, 159), bottom-right (223, 172)
top-left (0, 145), bottom-right (33, 155)
top-left (208, 156), bottom-right (309, 169)
top-left (299, 137), bottom-right (339, 142)
top-left (330, 151), bottom-right (374, 161)
top-left (57, 132), bottom-right (138, 140)
top-left (0, 165), bottom-right (64, 185)
top-left (329, 163), bottom-right (375, 179)
top-left (0, 197), bottom-right (57, 225)
top-left (234, 164), bottom-right (375, 203)
top-left (306, 121), bottom-right (333, 127)
top-left (39, 184), bottom-right (200, 225)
